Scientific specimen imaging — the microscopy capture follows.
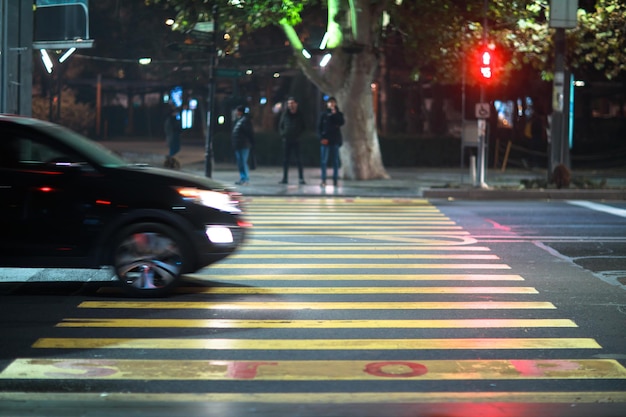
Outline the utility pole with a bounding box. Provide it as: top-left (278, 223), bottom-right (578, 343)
top-left (204, 5), bottom-right (219, 178)
top-left (549, 0), bottom-right (578, 175)
top-left (476, 0), bottom-right (489, 188)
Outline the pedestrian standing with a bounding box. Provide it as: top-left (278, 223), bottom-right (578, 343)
top-left (278, 97), bottom-right (307, 184)
top-left (164, 105), bottom-right (182, 169)
top-left (317, 96), bottom-right (344, 186)
top-left (231, 105), bottom-right (254, 185)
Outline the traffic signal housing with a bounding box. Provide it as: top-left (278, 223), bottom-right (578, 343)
top-left (473, 44), bottom-right (500, 85)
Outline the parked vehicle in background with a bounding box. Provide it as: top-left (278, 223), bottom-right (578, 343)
top-left (0, 115), bottom-right (249, 296)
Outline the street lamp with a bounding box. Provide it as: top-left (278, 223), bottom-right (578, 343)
top-left (40, 50), bottom-right (54, 73)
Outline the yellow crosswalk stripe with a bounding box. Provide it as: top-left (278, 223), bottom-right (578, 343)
top-left (230, 254), bottom-right (500, 259)
top-left (56, 318), bottom-right (576, 328)
top-left (96, 285), bottom-right (534, 296)
top-left (2, 391), bottom-right (625, 404)
top-left (244, 244), bottom-right (492, 251)
top-left (250, 226), bottom-right (465, 231)
top-left (2, 359), bottom-right (621, 380)
top-left (186, 274), bottom-right (525, 281)
top-left (78, 301), bottom-right (554, 310)
top-left (173, 286), bottom-right (535, 294)
top-left (250, 231), bottom-right (471, 235)
top-left (210, 264), bottom-right (511, 269)
top-left (31, 338), bottom-right (601, 350)
top-left (250, 220), bottom-right (456, 224)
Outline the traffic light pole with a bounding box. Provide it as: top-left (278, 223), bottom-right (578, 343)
top-left (204, 5), bottom-right (218, 178)
top-left (549, 27), bottom-right (570, 175)
top-left (477, 86), bottom-right (488, 188)
top-left (476, 0), bottom-right (489, 189)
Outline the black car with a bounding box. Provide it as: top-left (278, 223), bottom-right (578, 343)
top-left (0, 115), bottom-right (249, 296)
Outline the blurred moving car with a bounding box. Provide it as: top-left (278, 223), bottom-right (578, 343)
top-left (0, 115), bottom-right (249, 296)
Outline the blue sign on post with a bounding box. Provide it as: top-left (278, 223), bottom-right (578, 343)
top-left (33, 0), bottom-right (93, 49)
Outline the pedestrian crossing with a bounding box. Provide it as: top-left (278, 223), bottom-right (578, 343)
top-left (1, 197), bottom-right (625, 410)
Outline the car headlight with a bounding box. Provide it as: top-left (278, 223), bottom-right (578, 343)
top-left (176, 187), bottom-right (242, 214)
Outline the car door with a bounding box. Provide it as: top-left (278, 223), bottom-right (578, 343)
top-left (0, 126), bottom-right (105, 266)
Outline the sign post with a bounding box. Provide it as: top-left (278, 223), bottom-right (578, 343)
top-left (475, 103), bottom-right (490, 188)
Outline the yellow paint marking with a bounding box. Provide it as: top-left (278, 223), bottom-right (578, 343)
top-left (175, 286), bottom-right (535, 294)
top-left (247, 197), bottom-right (431, 203)
top-left (243, 245), bottom-right (492, 251)
top-left (2, 391), bottom-right (625, 404)
top-left (356, 236), bottom-right (479, 245)
top-left (57, 318), bottom-right (576, 329)
top-left (32, 338), bottom-right (600, 350)
top-left (78, 301), bottom-right (553, 310)
top-left (249, 214), bottom-right (447, 218)
top-left (230, 254), bottom-right (500, 260)
top-left (250, 202), bottom-right (438, 207)
top-left (186, 273), bottom-right (524, 281)
top-left (249, 226), bottom-right (465, 230)
top-left (250, 231), bottom-right (471, 235)
top-left (250, 220), bottom-right (455, 224)
top-left (210, 263), bottom-right (511, 269)
top-left (1, 359), bottom-right (619, 380)
top-left (249, 205), bottom-right (440, 209)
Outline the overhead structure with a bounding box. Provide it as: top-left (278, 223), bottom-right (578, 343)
top-left (33, 0), bottom-right (94, 50)
top-left (0, 0), bottom-right (33, 115)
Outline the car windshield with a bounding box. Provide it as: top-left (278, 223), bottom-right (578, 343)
top-left (36, 121), bottom-right (128, 168)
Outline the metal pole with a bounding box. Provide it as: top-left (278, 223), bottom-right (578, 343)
top-left (204, 5), bottom-right (218, 178)
top-left (549, 27), bottom-right (567, 176)
top-left (476, 0), bottom-right (488, 188)
top-left (0, 0), bottom-right (8, 113)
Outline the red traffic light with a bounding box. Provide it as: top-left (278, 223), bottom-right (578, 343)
top-left (473, 44), bottom-right (499, 84)
top-left (480, 51), bottom-right (492, 79)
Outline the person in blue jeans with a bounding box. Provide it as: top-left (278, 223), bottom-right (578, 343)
top-left (317, 97), bottom-right (345, 186)
top-left (163, 105), bottom-right (182, 169)
top-left (231, 105), bottom-right (254, 185)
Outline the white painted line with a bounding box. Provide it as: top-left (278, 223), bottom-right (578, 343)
top-left (567, 200), bottom-right (626, 218)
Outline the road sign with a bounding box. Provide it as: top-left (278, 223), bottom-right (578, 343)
top-left (33, 0), bottom-right (93, 49)
top-left (216, 68), bottom-right (244, 78)
top-left (190, 22), bottom-right (215, 41)
top-left (475, 103), bottom-right (490, 119)
top-left (167, 42), bottom-right (213, 53)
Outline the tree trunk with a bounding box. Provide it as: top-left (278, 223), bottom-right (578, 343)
top-left (286, 0), bottom-right (390, 180)
top-left (334, 53), bottom-right (389, 180)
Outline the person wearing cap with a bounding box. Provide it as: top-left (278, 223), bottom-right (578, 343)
top-left (317, 96), bottom-right (344, 186)
top-left (231, 105), bottom-right (254, 185)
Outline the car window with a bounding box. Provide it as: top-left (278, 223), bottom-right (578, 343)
top-left (0, 134), bottom-right (85, 168)
top-left (19, 137), bottom-right (76, 164)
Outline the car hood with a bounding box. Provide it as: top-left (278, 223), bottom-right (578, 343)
top-left (114, 164), bottom-right (232, 191)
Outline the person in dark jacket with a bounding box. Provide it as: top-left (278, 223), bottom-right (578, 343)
top-left (317, 96), bottom-right (344, 186)
top-left (278, 97), bottom-right (307, 184)
top-left (164, 105), bottom-right (182, 169)
top-left (231, 105), bottom-right (254, 185)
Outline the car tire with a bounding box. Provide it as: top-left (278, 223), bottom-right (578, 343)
top-left (111, 222), bottom-right (190, 297)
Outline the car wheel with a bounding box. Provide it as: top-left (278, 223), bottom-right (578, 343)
top-left (112, 222), bottom-right (189, 297)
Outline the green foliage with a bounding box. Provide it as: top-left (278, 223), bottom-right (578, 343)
top-left (148, 0), bottom-right (315, 52)
top-left (32, 88), bottom-right (96, 136)
top-left (574, 0), bottom-right (626, 80)
top-left (147, 0), bottom-right (625, 84)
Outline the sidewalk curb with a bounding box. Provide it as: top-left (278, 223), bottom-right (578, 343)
top-left (423, 188), bottom-right (626, 200)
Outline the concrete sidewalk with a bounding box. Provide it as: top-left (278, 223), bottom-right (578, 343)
top-left (99, 137), bottom-right (626, 200)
